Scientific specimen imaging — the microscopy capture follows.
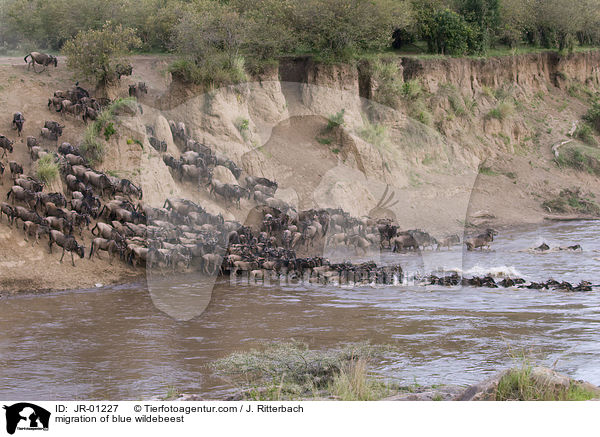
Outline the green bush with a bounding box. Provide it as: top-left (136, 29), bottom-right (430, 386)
top-left (81, 127), bottom-right (106, 166)
top-left (497, 365), bottom-right (597, 401)
top-left (421, 8), bottom-right (480, 56)
top-left (370, 59), bottom-right (403, 108)
top-left (35, 155), bottom-right (58, 183)
top-left (402, 79), bottom-right (423, 100)
top-left (168, 54), bottom-right (248, 87)
top-left (486, 101), bottom-right (514, 120)
top-left (326, 109), bottom-right (345, 131)
top-left (583, 101), bottom-right (600, 132)
top-left (235, 117), bottom-right (250, 141)
top-left (542, 188), bottom-right (600, 215)
top-left (357, 118), bottom-right (388, 150)
top-left (574, 123), bottom-right (597, 145)
top-left (316, 137), bottom-right (332, 145)
top-left (79, 98), bottom-right (135, 165)
top-left (62, 21), bottom-right (141, 86)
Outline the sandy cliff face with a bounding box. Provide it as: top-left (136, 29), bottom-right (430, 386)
top-left (1, 51), bottom-right (599, 292)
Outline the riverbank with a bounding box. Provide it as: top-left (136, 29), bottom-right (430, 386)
top-left (165, 340), bottom-right (600, 401)
top-left (2, 50), bottom-right (600, 294)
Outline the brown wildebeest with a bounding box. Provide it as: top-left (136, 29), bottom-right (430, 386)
top-left (12, 112), bottom-right (25, 136)
top-left (48, 230), bottom-right (85, 266)
top-left (465, 229), bottom-right (498, 251)
top-left (438, 234), bottom-right (461, 250)
top-left (6, 186), bottom-right (36, 208)
top-left (0, 135), bottom-right (14, 158)
top-left (24, 52), bottom-right (58, 72)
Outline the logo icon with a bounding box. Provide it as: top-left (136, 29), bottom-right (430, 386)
top-left (3, 403), bottom-right (50, 435)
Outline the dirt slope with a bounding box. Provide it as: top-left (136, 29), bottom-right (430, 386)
top-left (1, 52), bottom-right (600, 293)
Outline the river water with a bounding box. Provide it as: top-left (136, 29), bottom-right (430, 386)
top-left (1, 221), bottom-right (599, 400)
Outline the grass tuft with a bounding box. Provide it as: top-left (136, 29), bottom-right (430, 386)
top-left (212, 341), bottom-right (391, 400)
top-left (35, 154), bottom-right (58, 183)
top-left (542, 188), bottom-right (600, 215)
top-left (496, 365), bottom-right (596, 401)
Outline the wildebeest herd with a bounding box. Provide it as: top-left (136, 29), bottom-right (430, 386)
top-left (0, 72), bottom-right (592, 292)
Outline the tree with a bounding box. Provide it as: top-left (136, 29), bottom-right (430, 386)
top-left (458, 0), bottom-right (500, 49)
top-left (62, 22), bottom-right (141, 86)
top-left (534, 0), bottom-right (585, 51)
top-left (497, 0), bottom-right (532, 47)
top-left (422, 8), bottom-right (477, 55)
top-left (170, 1), bottom-right (249, 86)
top-left (290, 0), bottom-right (414, 60)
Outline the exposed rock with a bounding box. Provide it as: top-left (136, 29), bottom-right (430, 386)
top-left (455, 370), bottom-right (510, 401)
top-left (213, 165), bottom-right (238, 186)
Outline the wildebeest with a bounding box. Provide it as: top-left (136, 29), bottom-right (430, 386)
top-left (58, 142), bottom-right (79, 156)
top-left (6, 186), bottom-right (36, 208)
top-left (8, 161), bottom-right (23, 179)
top-left (12, 112), bottom-right (25, 136)
top-left (438, 234), bottom-right (460, 250)
top-left (0, 202), bottom-right (14, 224)
top-left (12, 205), bottom-right (43, 225)
top-left (48, 230), bottom-right (85, 266)
top-left (15, 176), bottom-right (43, 192)
top-left (128, 82), bottom-right (148, 98)
top-left (24, 52), bottom-right (58, 72)
top-left (0, 135), bottom-right (14, 157)
top-left (40, 128), bottom-right (58, 141)
top-left (35, 192), bottom-right (67, 211)
top-left (82, 106), bottom-right (98, 124)
top-left (115, 179), bottom-right (143, 200)
top-left (22, 221), bottom-right (49, 245)
top-left (26, 136), bottom-right (39, 151)
top-left (391, 233), bottom-right (419, 252)
top-left (407, 229), bottom-right (438, 250)
top-left (465, 229), bottom-right (498, 251)
top-left (44, 216), bottom-right (73, 235)
top-left (85, 171), bottom-right (114, 197)
top-left (89, 238), bottom-right (122, 263)
top-left (149, 136), bottom-right (167, 153)
top-left (44, 121), bottom-right (63, 136)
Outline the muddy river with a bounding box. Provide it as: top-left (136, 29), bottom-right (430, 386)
top-left (1, 221), bottom-right (599, 400)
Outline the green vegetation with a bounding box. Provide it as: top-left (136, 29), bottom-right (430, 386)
top-left (542, 188), bottom-right (600, 215)
top-left (211, 341), bottom-right (393, 401)
top-left (583, 100), bottom-right (600, 132)
top-left (35, 155), bottom-right (58, 184)
top-left (402, 79), bottom-right (423, 100)
top-left (370, 59), bottom-right (404, 107)
top-left (486, 101), bottom-right (514, 120)
top-left (573, 122), bottom-right (597, 145)
top-left (234, 117), bottom-right (250, 141)
top-left (326, 110), bottom-right (346, 132)
top-left (62, 22), bottom-right (141, 86)
top-left (357, 118), bottom-right (388, 151)
top-left (496, 365), bottom-right (597, 401)
top-left (80, 97), bottom-right (136, 165)
top-left (478, 165), bottom-right (497, 175)
top-left (4, 0), bottom-right (600, 87)
top-left (556, 143), bottom-right (600, 175)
